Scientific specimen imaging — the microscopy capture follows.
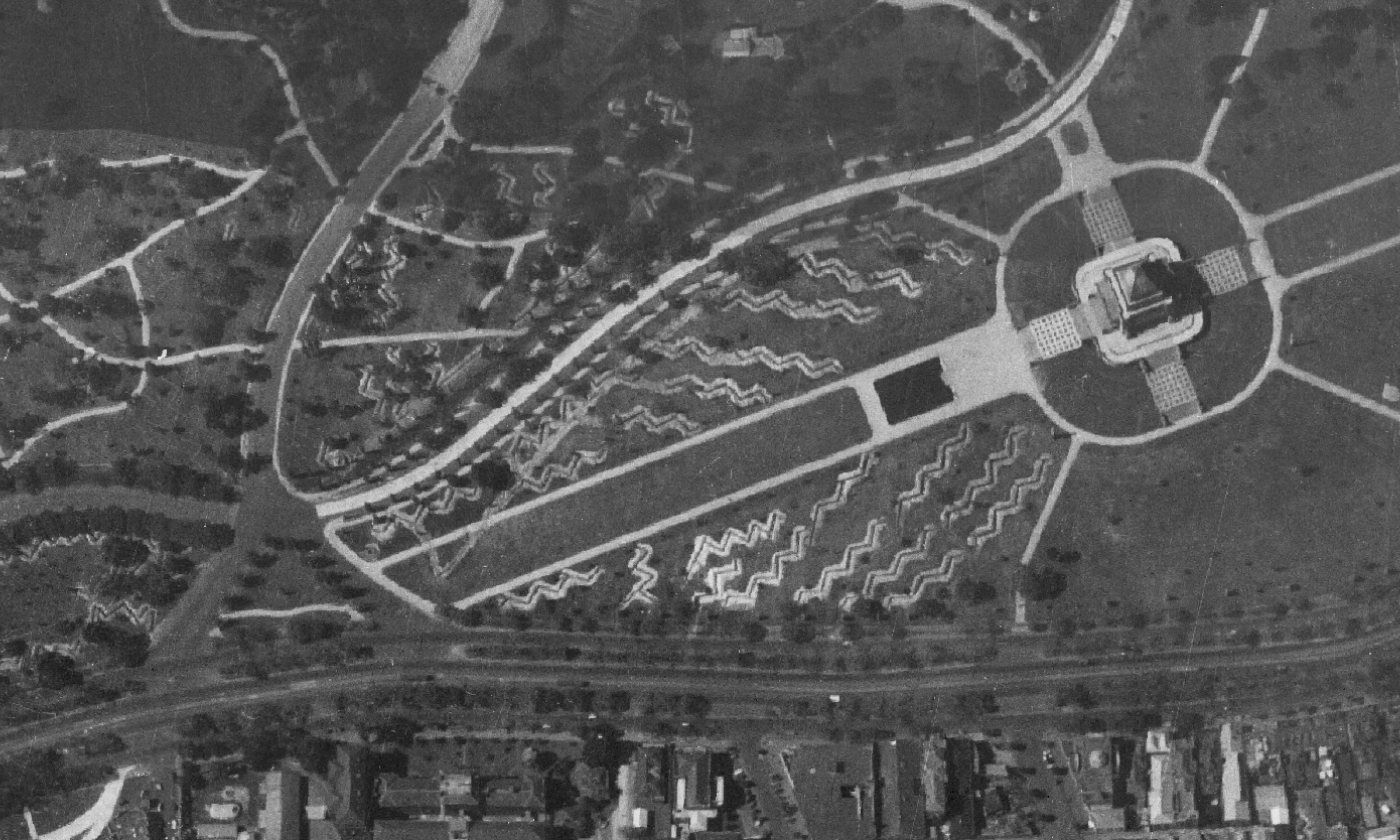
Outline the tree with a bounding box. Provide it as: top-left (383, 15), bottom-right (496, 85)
top-left (34, 650), bottom-right (83, 690)
top-left (1022, 566), bottom-right (1067, 602)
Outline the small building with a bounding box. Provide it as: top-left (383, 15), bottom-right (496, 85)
top-left (261, 772), bottom-right (304, 840)
top-left (1255, 785), bottom-right (1291, 826)
top-left (715, 25), bottom-right (785, 60)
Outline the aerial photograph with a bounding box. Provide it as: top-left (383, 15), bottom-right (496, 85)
top-left (3, 0), bottom-right (1400, 838)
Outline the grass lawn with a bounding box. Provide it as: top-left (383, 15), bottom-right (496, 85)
top-left (1036, 346), bottom-right (1160, 437)
top-left (1282, 248), bottom-right (1400, 403)
top-left (173, 0), bottom-right (469, 176)
top-left (46, 270), bottom-right (144, 359)
top-left (1031, 372), bottom-right (1400, 627)
top-left (0, 0), bottom-right (285, 154)
top-left (913, 136), bottom-right (1062, 234)
top-left (1089, 3), bottom-right (1257, 163)
top-left (1114, 168), bottom-right (1246, 259)
top-left (1183, 282), bottom-right (1273, 411)
top-left (978, 0), bottom-right (1117, 76)
top-left (1004, 195), bottom-right (1096, 328)
top-left (421, 395), bottom-right (1061, 635)
top-left (1207, 0), bottom-right (1400, 213)
top-left (386, 386), bottom-right (872, 602)
top-left (309, 229), bottom-right (516, 343)
top-left (459, 0), bottom-right (1040, 193)
top-left (1265, 172), bottom-right (1400, 277)
top-left (136, 144), bottom-right (333, 353)
top-left (0, 325), bottom-right (140, 455)
top-left (0, 160), bottom-right (240, 299)
top-left (33, 355), bottom-right (246, 483)
top-left (0, 540), bottom-right (107, 643)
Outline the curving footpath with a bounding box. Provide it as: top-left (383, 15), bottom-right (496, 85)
top-left (314, 0), bottom-right (1135, 519)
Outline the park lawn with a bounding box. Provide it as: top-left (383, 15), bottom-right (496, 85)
top-left (46, 270), bottom-right (144, 359)
top-left (386, 386), bottom-right (872, 602)
top-left (1089, 2), bottom-right (1257, 164)
top-left (0, 324), bottom-right (140, 454)
top-left (137, 144), bottom-right (334, 353)
top-left (1282, 248), bottom-right (1400, 403)
top-left (439, 395), bottom-right (1060, 635)
top-left (1114, 168), bottom-right (1246, 259)
top-left (0, 161), bottom-right (239, 299)
top-left (310, 233), bottom-right (515, 343)
top-left (458, 0), bottom-right (1040, 195)
top-left (172, 0), bottom-right (470, 177)
top-left (913, 136), bottom-right (1062, 234)
top-left (30, 355), bottom-right (249, 497)
top-left (1003, 195), bottom-right (1096, 328)
top-left (379, 153), bottom-right (561, 242)
top-left (973, 0), bottom-right (1117, 76)
top-left (0, 0), bottom-right (286, 154)
top-left (1030, 372), bottom-right (1400, 628)
top-left (0, 539), bottom-right (107, 643)
top-left (1183, 282), bottom-right (1273, 412)
top-left (1036, 346), bottom-right (1160, 438)
top-left (1208, 0), bottom-right (1400, 214)
top-left (1265, 172), bottom-right (1400, 277)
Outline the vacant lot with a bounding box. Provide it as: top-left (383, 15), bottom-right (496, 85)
top-left (387, 386), bottom-right (871, 601)
top-left (1089, 2), bottom-right (1257, 163)
top-left (0, 0), bottom-right (284, 154)
top-left (1208, 0), bottom-right (1400, 213)
top-left (1282, 248), bottom-right (1400, 402)
top-left (1265, 172), bottom-right (1400, 277)
top-left (914, 136), bottom-right (1061, 234)
top-left (1003, 195), bottom-right (1096, 327)
top-left (1032, 373), bottom-right (1400, 627)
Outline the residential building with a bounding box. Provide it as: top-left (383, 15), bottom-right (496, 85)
top-left (261, 771), bottom-right (304, 840)
top-left (373, 821), bottom-right (451, 840)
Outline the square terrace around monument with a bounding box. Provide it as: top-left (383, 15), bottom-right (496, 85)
top-left (1074, 238), bottom-right (1202, 366)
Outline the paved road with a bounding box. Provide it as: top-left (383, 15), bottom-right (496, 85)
top-left (148, 0), bottom-right (507, 661)
top-left (2, 618), bottom-right (1392, 758)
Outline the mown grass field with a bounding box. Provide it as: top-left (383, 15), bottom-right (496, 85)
top-left (1281, 248), bottom-right (1400, 403)
top-left (1208, 0), bottom-right (1400, 213)
top-left (0, 0), bottom-right (285, 154)
top-left (915, 136), bottom-right (1062, 234)
top-left (385, 386), bottom-right (872, 602)
top-left (1003, 195), bottom-right (1095, 328)
top-left (1089, 2), bottom-right (1257, 163)
top-left (1265, 173), bottom-right (1400, 277)
top-left (1031, 373), bottom-right (1400, 628)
